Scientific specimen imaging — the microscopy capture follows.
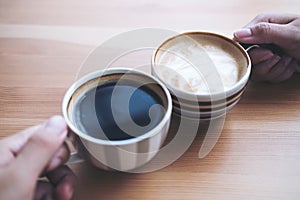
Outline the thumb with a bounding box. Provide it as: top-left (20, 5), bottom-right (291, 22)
top-left (12, 116), bottom-right (68, 179)
top-left (234, 22), bottom-right (291, 46)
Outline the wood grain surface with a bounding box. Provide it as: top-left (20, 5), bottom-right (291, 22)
top-left (0, 0), bottom-right (300, 199)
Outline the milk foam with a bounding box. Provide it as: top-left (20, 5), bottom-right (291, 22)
top-left (156, 39), bottom-right (240, 94)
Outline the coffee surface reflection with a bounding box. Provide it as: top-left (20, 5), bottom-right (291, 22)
top-left (73, 81), bottom-right (166, 141)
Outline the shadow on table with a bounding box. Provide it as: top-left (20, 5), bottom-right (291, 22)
top-left (71, 113), bottom-right (225, 199)
top-left (242, 73), bottom-right (300, 103)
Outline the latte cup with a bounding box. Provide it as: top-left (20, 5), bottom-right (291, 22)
top-left (151, 31), bottom-right (251, 120)
top-left (62, 68), bottom-right (172, 171)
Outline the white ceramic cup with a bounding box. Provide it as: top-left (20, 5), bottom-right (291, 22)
top-left (62, 68), bottom-right (172, 171)
top-left (151, 31), bottom-right (251, 120)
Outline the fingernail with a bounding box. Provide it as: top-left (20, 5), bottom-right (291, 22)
top-left (47, 157), bottom-right (63, 171)
top-left (234, 28), bottom-right (252, 39)
top-left (269, 55), bottom-right (281, 66)
top-left (260, 51), bottom-right (274, 61)
top-left (45, 116), bottom-right (67, 137)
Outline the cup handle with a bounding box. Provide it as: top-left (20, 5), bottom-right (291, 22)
top-left (65, 134), bottom-right (85, 165)
top-left (239, 42), bottom-right (283, 55)
top-left (239, 43), bottom-right (260, 52)
top-left (67, 151), bottom-right (85, 164)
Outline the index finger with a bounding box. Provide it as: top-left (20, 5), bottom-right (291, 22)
top-left (245, 13), bottom-right (298, 27)
top-left (0, 125), bottom-right (41, 166)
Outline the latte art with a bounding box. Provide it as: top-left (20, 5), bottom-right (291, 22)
top-left (155, 36), bottom-right (241, 94)
top-left (152, 32), bottom-right (251, 120)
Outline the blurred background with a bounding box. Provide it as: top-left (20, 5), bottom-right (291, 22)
top-left (1, 0), bottom-right (299, 45)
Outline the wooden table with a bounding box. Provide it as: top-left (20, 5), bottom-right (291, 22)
top-left (1, 1), bottom-right (300, 199)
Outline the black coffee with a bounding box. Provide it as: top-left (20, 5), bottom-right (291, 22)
top-left (74, 80), bottom-right (166, 141)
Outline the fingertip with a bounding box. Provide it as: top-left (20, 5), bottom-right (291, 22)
top-left (46, 157), bottom-right (64, 173)
top-left (44, 116), bottom-right (68, 140)
top-left (248, 48), bottom-right (274, 64)
top-left (233, 28), bottom-right (252, 40)
top-left (251, 55), bottom-right (282, 81)
top-left (48, 166), bottom-right (77, 200)
top-left (265, 56), bottom-right (293, 82)
top-left (56, 182), bottom-right (74, 200)
top-left (46, 143), bottom-right (70, 172)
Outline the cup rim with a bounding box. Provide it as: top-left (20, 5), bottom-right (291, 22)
top-left (62, 68), bottom-right (172, 146)
top-left (151, 31), bottom-right (252, 102)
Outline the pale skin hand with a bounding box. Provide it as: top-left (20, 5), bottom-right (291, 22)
top-left (233, 13), bottom-right (300, 82)
top-left (0, 116), bottom-right (76, 200)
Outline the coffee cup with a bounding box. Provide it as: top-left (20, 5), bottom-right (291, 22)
top-left (151, 31), bottom-right (251, 120)
top-left (62, 68), bottom-right (172, 171)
